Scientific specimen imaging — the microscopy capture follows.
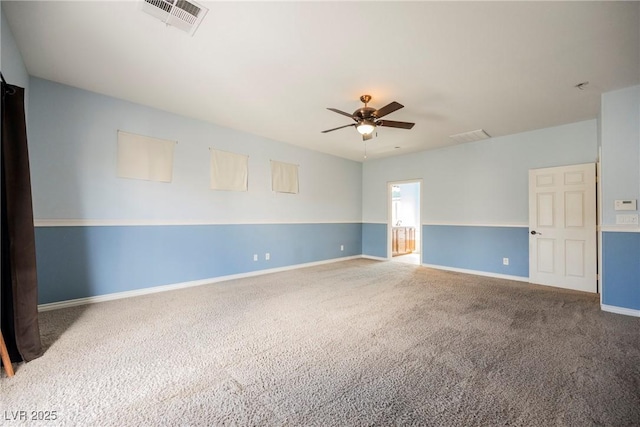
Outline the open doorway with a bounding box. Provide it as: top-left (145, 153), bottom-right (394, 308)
top-left (388, 180), bottom-right (422, 265)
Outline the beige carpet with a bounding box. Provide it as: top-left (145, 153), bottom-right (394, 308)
top-left (3, 259), bottom-right (639, 426)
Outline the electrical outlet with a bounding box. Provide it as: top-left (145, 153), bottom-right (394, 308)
top-left (265, 253), bottom-right (270, 261)
top-left (616, 214), bottom-right (639, 225)
top-left (340, 245), bottom-right (344, 251)
top-left (503, 258), bottom-right (509, 266)
top-left (253, 254), bottom-right (258, 261)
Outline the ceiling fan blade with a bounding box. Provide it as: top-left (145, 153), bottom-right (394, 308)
top-left (374, 101), bottom-right (403, 119)
top-left (363, 132), bottom-right (373, 141)
top-left (327, 108), bottom-right (356, 119)
top-left (321, 123), bottom-right (356, 133)
top-left (378, 120), bottom-right (415, 130)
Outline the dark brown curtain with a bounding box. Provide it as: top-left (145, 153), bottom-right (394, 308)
top-left (1, 74), bottom-right (42, 363)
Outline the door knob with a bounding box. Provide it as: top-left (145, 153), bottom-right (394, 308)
top-left (530, 230), bottom-right (542, 235)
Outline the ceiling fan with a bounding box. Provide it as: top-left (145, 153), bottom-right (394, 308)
top-left (322, 95), bottom-right (415, 141)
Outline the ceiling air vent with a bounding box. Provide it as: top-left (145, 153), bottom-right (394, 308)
top-left (141, 0), bottom-right (208, 36)
top-left (449, 129), bottom-right (491, 144)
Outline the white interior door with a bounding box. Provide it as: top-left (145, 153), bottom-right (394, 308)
top-left (529, 163), bottom-right (596, 293)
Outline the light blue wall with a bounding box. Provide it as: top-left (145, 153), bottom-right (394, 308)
top-left (35, 223), bottom-right (362, 304)
top-left (601, 86), bottom-right (640, 226)
top-left (28, 79), bottom-right (363, 303)
top-left (602, 232), bottom-right (640, 310)
top-left (29, 78), bottom-right (362, 223)
top-left (362, 120), bottom-right (598, 277)
top-left (362, 223), bottom-right (386, 258)
top-left (423, 225), bottom-right (529, 277)
top-left (600, 85), bottom-right (640, 312)
top-left (363, 120), bottom-right (598, 224)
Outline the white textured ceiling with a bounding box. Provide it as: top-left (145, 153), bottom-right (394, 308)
top-left (3, 1), bottom-right (639, 161)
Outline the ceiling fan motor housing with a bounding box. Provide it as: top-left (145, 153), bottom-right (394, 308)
top-left (354, 107), bottom-right (377, 121)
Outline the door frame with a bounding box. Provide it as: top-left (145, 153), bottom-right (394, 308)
top-left (597, 148), bottom-right (602, 296)
top-left (387, 179), bottom-right (423, 263)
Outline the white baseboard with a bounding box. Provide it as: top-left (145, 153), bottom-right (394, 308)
top-left (601, 304), bottom-right (640, 317)
top-left (41, 257), bottom-right (632, 316)
top-left (422, 222), bottom-right (528, 228)
top-left (600, 226), bottom-right (640, 233)
top-left (361, 255), bottom-right (388, 261)
top-left (421, 263), bottom-right (529, 283)
top-left (38, 255), bottom-right (361, 312)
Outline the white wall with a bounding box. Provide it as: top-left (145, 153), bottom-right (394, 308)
top-left (363, 120), bottom-right (598, 225)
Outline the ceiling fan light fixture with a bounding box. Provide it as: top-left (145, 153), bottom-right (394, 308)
top-left (357, 120), bottom-right (376, 135)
